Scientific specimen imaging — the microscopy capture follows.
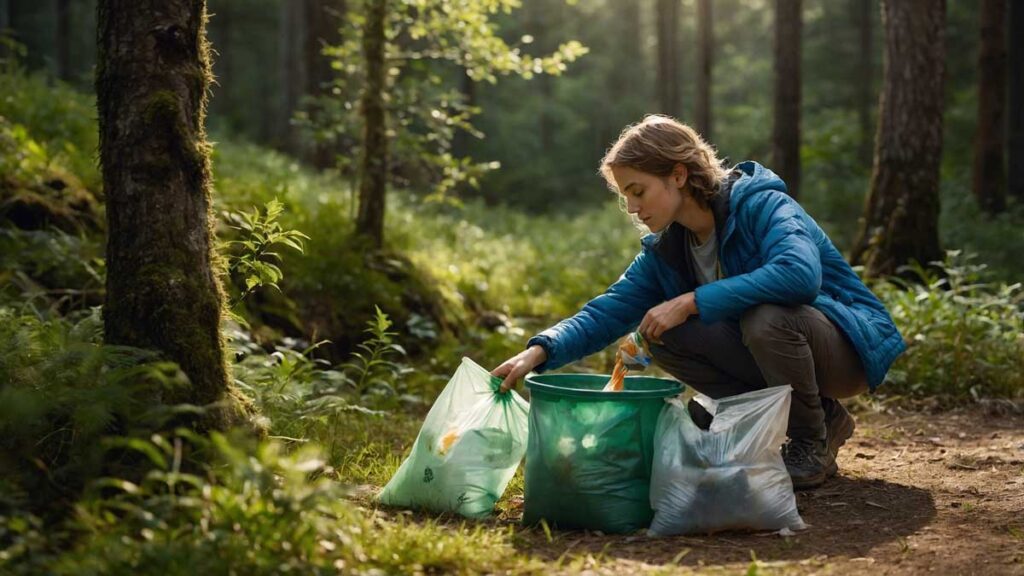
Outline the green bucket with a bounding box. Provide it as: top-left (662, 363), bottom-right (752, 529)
top-left (523, 373), bottom-right (683, 533)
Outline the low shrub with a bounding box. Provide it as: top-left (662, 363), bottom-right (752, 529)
top-left (876, 252), bottom-right (1024, 401)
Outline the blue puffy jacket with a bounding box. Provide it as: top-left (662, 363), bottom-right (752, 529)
top-left (527, 161), bottom-right (905, 390)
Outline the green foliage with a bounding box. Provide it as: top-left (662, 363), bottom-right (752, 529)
top-left (877, 252), bottom-right (1024, 401)
top-left (342, 305), bottom-right (409, 397)
top-left (0, 307), bottom-right (193, 516)
top-left (307, 0), bottom-right (587, 202)
top-left (0, 227), bottom-right (105, 313)
top-left (0, 67), bottom-right (100, 188)
top-left (223, 198), bottom-right (310, 306)
top-left (9, 430), bottom-right (530, 576)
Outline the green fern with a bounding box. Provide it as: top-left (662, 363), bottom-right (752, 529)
top-left (222, 198), bottom-right (310, 307)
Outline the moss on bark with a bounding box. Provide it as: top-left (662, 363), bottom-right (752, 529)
top-left (97, 0), bottom-right (247, 431)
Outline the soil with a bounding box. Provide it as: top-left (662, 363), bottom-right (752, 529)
top-left (509, 406), bottom-right (1024, 575)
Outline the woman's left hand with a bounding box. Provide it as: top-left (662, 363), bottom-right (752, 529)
top-left (638, 292), bottom-right (698, 344)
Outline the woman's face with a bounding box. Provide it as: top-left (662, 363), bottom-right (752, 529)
top-left (611, 165), bottom-right (688, 233)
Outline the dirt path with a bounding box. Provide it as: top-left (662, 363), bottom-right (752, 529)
top-left (510, 407), bottom-right (1024, 575)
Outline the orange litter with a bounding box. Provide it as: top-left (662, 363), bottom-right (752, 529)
top-left (603, 357), bottom-right (629, 391)
top-left (439, 429), bottom-right (460, 454)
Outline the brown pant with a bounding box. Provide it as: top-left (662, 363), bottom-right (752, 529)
top-left (648, 304), bottom-right (868, 442)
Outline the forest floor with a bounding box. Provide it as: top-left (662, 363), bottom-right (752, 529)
top-left (361, 405), bottom-right (1024, 575)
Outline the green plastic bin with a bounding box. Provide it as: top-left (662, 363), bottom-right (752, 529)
top-left (523, 373), bottom-right (683, 533)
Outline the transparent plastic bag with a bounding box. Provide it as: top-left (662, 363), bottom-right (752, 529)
top-left (648, 385), bottom-right (807, 536)
top-left (378, 357), bottom-right (529, 518)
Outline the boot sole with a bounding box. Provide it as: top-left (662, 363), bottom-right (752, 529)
top-left (791, 471), bottom-right (827, 490)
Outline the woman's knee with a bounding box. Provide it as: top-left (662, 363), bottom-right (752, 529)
top-left (739, 304), bottom-right (794, 348)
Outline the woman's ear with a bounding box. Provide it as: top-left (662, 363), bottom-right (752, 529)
top-left (672, 163), bottom-right (689, 188)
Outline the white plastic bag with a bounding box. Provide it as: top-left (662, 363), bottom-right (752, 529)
top-left (648, 385), bottom-right (807, 536)
top-left (378, 357), bottom-right (529, 518)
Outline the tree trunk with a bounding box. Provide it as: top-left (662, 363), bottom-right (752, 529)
top-left (656, 0), bottom-right (680, 117)
top-left (972, 0), bottom-right (1007, 214)
top-left (602, 0), bottom-right (643, 147)
top-left (355, 0), bottom-right (386, 248)
top-left (695, 0), bottom-right (712, 139)
top-left (97, 0), bottom-right (235, 427)
top-left (304, 0), bottom-right (343, 95)
top-left (1011, 0), bottom-right (1024, 202)
top-left (1, 0), bottom-right (14, 63)
top-left (304, 0), bottom-right (346, 168)
top-left (278, 0), bottom-right (306, 151)
top-left (772, 0), bottom-right (801, 199)
top-left (55, 0), bottom-right (71, 80)
top-left (851, 0), bottom-right (945, 278)
top-left (452, 67), bottom-right (475, 159)
top-left (856, 0), bottom-right (874, 165)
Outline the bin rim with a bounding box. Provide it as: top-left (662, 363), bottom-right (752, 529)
top-left (525, 373), bottom-right (683, 400)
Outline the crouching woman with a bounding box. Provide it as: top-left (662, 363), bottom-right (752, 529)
top-left (492, 115), bottom-right (905, 489)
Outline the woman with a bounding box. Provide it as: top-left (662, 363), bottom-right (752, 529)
top-left (491, 115), bottom-right (905, 489)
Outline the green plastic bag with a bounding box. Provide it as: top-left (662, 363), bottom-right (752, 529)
top-left (378, 357), bottom-right (529, 518)
top-left (522, 374), bottom-right (682, 533)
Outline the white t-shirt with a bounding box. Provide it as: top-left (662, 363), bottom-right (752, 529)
top-left (691, 229), bottom-right (721, 286)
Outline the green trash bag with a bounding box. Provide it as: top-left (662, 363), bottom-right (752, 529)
top-left (523, 373), bottom-right (683, 533)
top-left (378, 357), bottom-right (529, 518)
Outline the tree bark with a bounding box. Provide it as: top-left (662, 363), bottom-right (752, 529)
top-left (772, 0), bottom-right (801, 199)
top-left (97, 0), bottom-right (234, 426)
top-left (55, 0), bottom-right (71, 80)
top-left (278, 0), bottom-right (306, 151)
top-left (304, 0), bottom-right (346, 168)
top-left (355, 0), bottom-right (387, 248)
top-left (856, 0), bottom-right (874, 165)
top-left (851, 0), bottom-right (946, 278)
top-left (972, 0), bottom-right (1007, 214)
top-left (1011, 0), bottom-right (1024, 202)
top-left (656, 0), bottom-right (680, 118)
top-left (695, 0), bottom-right (712, 139)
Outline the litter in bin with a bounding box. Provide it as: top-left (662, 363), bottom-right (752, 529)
top-left (603, 333), bottom-right (652, 392)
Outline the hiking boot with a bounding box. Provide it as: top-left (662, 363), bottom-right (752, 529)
top-left (822, 398), bottom-right (855, 477)
top-left (782, 437), bottom-right (833, 490)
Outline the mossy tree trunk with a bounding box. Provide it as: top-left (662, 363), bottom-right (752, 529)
top-left (355, 0), bottom-right (387, 248)
top-left (972, 0), bottom-right (1007, 214)
top-left (851, 0), bottom-right (945, 277)
top-left (772, 0), bottom-right (802, 199)
top-left (695, 0), bottom-right (713, 140)
top-left (655, 0), bottom-right (680, 118)
top-left (97, 0), bottom-right (234, 428)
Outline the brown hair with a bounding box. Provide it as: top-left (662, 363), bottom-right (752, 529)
top-left (599, 115), bottom-right (729, 210)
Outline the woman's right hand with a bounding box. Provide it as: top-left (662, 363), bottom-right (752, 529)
top-left (492, 345), bottom-right (547, 393)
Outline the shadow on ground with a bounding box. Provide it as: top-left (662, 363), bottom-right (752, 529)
top-left (513, 475), bottom-right (936, 569)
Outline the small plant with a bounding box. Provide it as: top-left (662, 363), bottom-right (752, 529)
top-left (342, 305), bottom-right (409, 398)
top-left (875, 251), bottom-right (1024, 401)
top-left (223, 198), bottom-right (309, 307)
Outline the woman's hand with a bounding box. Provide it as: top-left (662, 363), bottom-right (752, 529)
top-left (638, 292), bottom-right (698, 344)
top-left (492, 345), bottom-right (547, 393)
